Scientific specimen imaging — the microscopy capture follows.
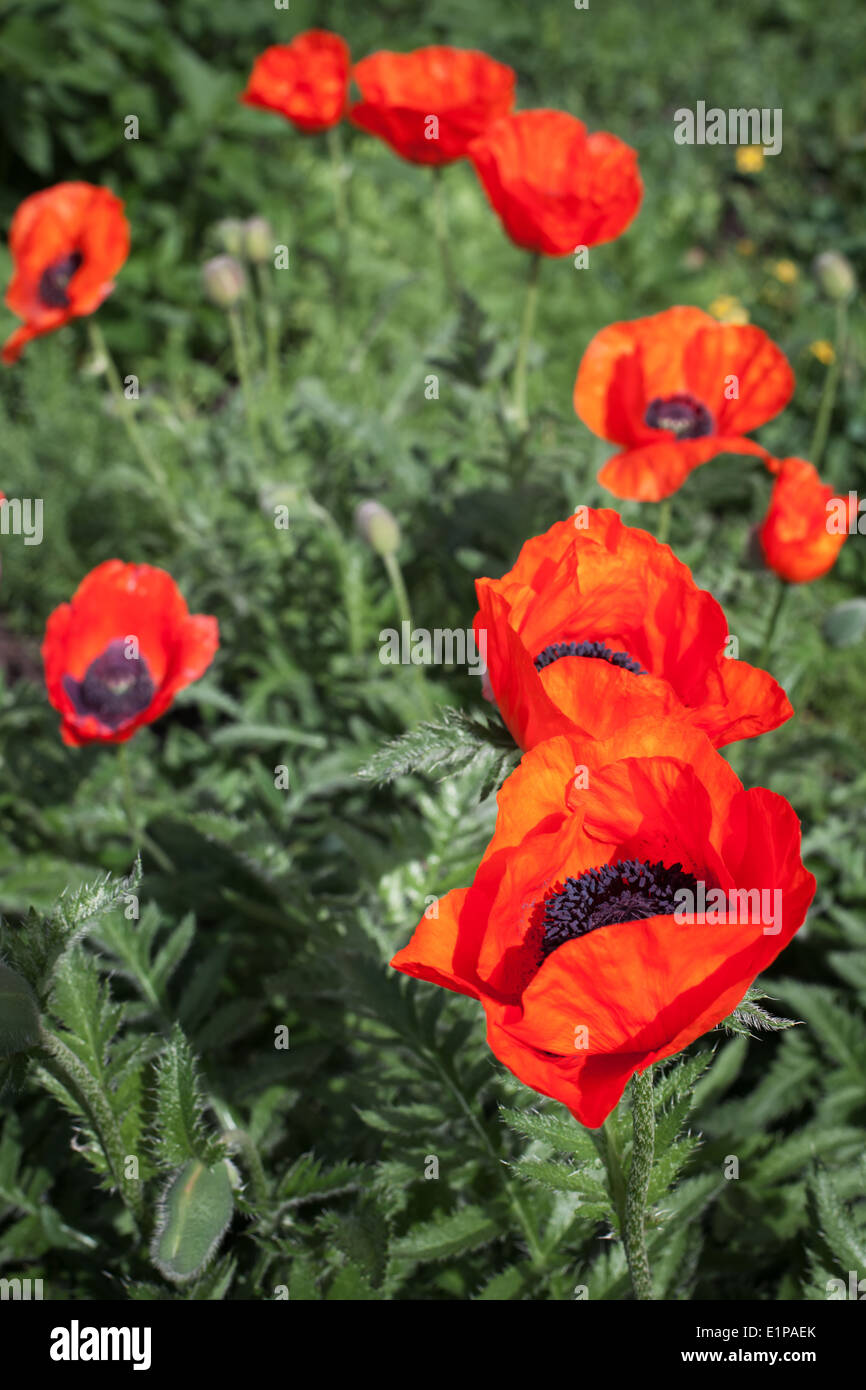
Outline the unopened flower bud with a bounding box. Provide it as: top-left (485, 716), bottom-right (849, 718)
top-left (355, 500), bottom-right (400, 556)
top-left (243, 216), bottom-right (274, 264)
top-left (202, 255), bottom-right (247, 308)
top-left (214, 218), bottom-right (245, 256)
top-left (814, 251), bottom-right (857, 303)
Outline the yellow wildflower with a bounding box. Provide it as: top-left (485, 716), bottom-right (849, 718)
top-left (773, 259), bottom-right (799, 284)
top-left (736, 146), bottom-right (765, 174)
top-left (709, 295), bottom-right (750, 325)
top-left (810, 340), bottom-right (836, 365)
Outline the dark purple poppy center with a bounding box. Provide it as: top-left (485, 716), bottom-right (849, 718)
top-left (534, 640), bottom-right (646, 675)
top-left (644, 392), bottom-right (713, 440)
top-left (63, 638), bottom-right (155, 730)
top-left (38, 251), bottom-right (84, 309)
top-left (537, 859), bottom-right (698, 961)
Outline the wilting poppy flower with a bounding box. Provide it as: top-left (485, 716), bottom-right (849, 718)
top-left (759, 457), bottom-right (855, 584)
top-left (350, 47), bottom-right (515, 165)
top-left (242, 30), bottom-right (350, 133)
top-left (43, 561), bottom-right (218, 746)
top-left (2, 183), bottom-right (130, 365)
top-left (574, 307), bottom-right (795, 501)
top-left (467, 110), bottom-right (642, 255)
top-left (392, 717), bottom-right (815, 1127)
top-left (475, 508), bottom-right (791, 752)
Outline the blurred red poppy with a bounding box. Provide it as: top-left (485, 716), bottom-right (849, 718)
top-left (574, 307), bottom-right (794, 501)
top-left (467, 110), bottom-right (642, 255)
top-left (3, 183), bottom-right (129, 365)
top-left (350, 46), bottom-right (515, 164)
top-left (43, 562), bottom-right (218, 746)
top-left (758, 456), bottom-right (854, 583)
top-left (242, 30), bottom-right (350, 133)
top-left (392, 717), bottom-right (815, 1127)
top-left (475, 509), bottom-right (791, 751)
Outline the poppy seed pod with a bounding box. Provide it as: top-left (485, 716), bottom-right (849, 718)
top-left (355, 500), bottom-right (400, 556)
top-left (214, 219), bottom-right (245, 256)
top-left (243, 217), bottom-right (274, 264)
top-left (813, 251), bottom-right (857, 303)
top-left (202, 255), bottom-right (247, 308)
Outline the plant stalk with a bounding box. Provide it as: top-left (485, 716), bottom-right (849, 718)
top-left (513, 252), bottom-right (542, 433)
top-left (760, 577), bottom-right (789, 668)
top-left (431, 166), bottom-right (458, 300)
top-left (809, 300), bottom-right (847, 473)
top-left (87, 322), bottom-right (169, 494)
top-left (624, 1067), bottom-right (655, 1300)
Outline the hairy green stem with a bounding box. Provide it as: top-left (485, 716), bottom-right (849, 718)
top-left (624, 1068), bottom-right (655, 1300)
top-left (809, 301), bottom-right (847, 472)
top-left (760, 577), bottom-right (789, 669)
top-left (255, 261), bottom-right (280, 397)
top-left (223, 1128), bottom-right (269, 1207)
top-left (88, 323), bottom-right (169, 494)
top-left (227, 305), bottom-right (263, 468)
top-left (382, 550), bottom-right (434, 717)
top-left (116, 743), bottom-right (174, 875)
top-left (327, 125), bottom-right (350, 296)
top-left (431, 166), bottom-right (458, 300)
top-left (513, 252), bottom-right (542, 433)
top-left (656, 497), bottom-right (673, 546)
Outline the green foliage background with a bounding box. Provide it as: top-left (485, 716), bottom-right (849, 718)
top-left (0, 0), bottom-right (864, 1300)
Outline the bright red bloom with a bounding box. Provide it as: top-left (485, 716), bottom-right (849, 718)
top-left (43, 562), bottom-right (218, 747)
top-left (3, 183), bottom-right (129, 365)
top-left (350, 46), bottom-right (515, 165)
top-left (759, 456), bottom-right (855, 583)
top-left (574, 307), bottom-right (795, 501)
top-left (241, 30), bottom-right (350, 133)
top-left (475, 509), bottom-right (791, 752)
top-left (392, 718), bottom-right (815, 1127)
top-left (467, 110), bottom-right (642, 255)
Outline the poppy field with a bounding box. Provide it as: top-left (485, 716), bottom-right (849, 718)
top-left (0, 0), bottom-right (865, 1321)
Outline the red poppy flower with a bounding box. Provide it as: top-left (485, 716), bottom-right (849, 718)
top-left (475, 509), bottom-right (791, 752)
top-left (43, 562), bottom-right (218, 747)
top-left (241, 30), bottom-right (350, 133)
top-left (574, 307), bottom-right (795, 501)
top-left (349, 47), bottom-right (515, 165)
top-left (391, 718), bottom-right (815, 1127)
top-left (758, 456), bottom-right (855, 583)
top-left (3, 183), bottom-right (130, 365)
top-left (467, 110), bottom-right (642, 255)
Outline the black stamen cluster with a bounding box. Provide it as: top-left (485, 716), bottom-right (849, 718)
top-left (539, 858), bottom-right (698, 961)
top-left (534, 639), bottom-right (646, 675)
top-left (644, 392), bottom-right (714, 440)
top-left (63, 639), bottom-right (155, 730)
top-left (39, 251), bottom-right (84, 309)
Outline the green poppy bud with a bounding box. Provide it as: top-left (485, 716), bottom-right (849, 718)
top-left (355, 500), bottom-right (400, 556)
top-left (243, 217), bottom-right (274, 265)
top-left (202, 255), bottom-right (247, 308)
top-left (814, 251), bottom-right (857, 303)
top-left (214, 218), bottom-right (245, 256)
